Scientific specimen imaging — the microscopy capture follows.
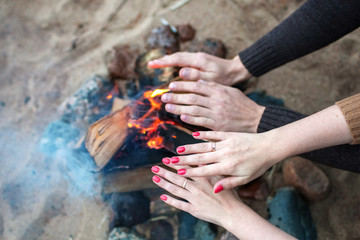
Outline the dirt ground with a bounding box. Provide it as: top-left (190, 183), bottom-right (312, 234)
top-left (0, 0), bottom-right (359, 239)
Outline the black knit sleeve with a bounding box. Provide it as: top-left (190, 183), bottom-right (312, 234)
top-left (258, 105), bottom-right (360, 173)
top-left (239, 0), bottom-right (360, 77)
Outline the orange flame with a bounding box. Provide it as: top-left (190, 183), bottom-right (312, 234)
top-left (128, 88), bottom-right (175, 149)
top-left (106, 94), bottom-right (113, 100)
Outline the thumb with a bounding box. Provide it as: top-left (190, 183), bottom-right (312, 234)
top-left (213, 176), bottom-right (249, 193)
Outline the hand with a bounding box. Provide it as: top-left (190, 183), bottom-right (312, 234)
top-left (161, 80), bottom-right (265, 133)
top-left (148, 52), bottom-right (251, 86)
top-left (163, 131), bottom-right (284, 191)
top-left (151, 163), bottom-right (295, 239)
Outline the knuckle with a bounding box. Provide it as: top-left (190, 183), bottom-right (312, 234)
top-left (189, 94), bottom-right (198, 102)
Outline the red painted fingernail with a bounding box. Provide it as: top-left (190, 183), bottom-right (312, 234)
top-left (177, 146), bottom-right (185, 153)
top-left (192, 132), bottom-right (200, 137)
top-left (153, 175), bottom-right (161, 183)
top-left (160, 195), bottom-right (167, 201)
top-left (162, 158), bottom-right (170, 164)
top-left (214, 185), bottom-right (224, 194)
top-left (178, 169), bottom-right (186, 175)
top-left (171, 157), bottom-right (179, 163)
top-left (151, 166), bottom-right (159, 173)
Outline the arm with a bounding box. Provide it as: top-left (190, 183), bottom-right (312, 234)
top-left (240, 0), bottom-right (360, 76)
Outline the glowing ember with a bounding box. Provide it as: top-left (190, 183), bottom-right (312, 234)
top-left (106, 94), bottom-right (113, 100)
top-left (128, 88), bottom-right (175, 149)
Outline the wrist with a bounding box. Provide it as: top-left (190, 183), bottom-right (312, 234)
top-left (229, 55), bottom-right (252, 85)
top-left (262, 129), bottom-right (292, 165)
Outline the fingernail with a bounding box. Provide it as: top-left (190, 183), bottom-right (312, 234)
top-left (177, 146), bottom-right (185, 153)
top-left (151, 166), bottom-right (159, 173)
top-left (178, 169), bottom-right (186, 175)
top-left (165, 104), bottom-right (174, 111)
top-left (160, 195), bottom-right (167, 201)
top-left (171, 157), bottom-right (179, 163)
top-left (162, 158), bottom-right (170, 164)
top-left (181, 68), bottom-right (190, 79)
top-left (153, 175), bottom-right (161, 183)
top-left (148, 59), bottom-right (160, 65)
top-left (214, 185), bottom-right (224, 194)
top-left (192, 132), bottom-right (200, 137)
top-left (169, 82), bottom-right (176, 89)
top-left (162, 93), bottom-right (170, 102)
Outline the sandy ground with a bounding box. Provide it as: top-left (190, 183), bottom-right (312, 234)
top-left (0, 0), bottom-right (360, 239)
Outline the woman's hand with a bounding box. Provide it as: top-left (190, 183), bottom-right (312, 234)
top-left (163, 131), bottom-right (284, 191)
top-left (151, 163), bottom-right (295, 239)
top-left (161, 80), bottom-right (265, 133)
top-left (148, 52), bottom-right (251, 86)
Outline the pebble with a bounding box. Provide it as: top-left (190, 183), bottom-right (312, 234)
top-left (178, 212), bottom-right (216, 240)
top-left (283, 157), bottom-right (330, 201)
top-left (108, 227), bottom-right (147, 240)
top-left (146, 25), bottom-right (179, 54)
top-left (108, 45), bottom-right (138, 80)
top-left (237, 177), bottom-right (269, 200)
top-left (176, 24), bottom-right (196, 42)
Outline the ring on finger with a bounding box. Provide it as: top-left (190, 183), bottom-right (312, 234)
top-left (182, 179), bottom-right (188, 189)
top-left (211, 142), bottom-right (216, 152)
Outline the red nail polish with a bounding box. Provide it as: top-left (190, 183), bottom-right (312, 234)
top-left (214, 185), bottom-right (224, 194)
top-left (151, 166), bottom-right (159, 173)
top-left (160, 195), bottom-right (167, 201)
top-left (178, 169), bottom-right (186, 175)
top-left (192, 132), bottom-right (200, 137)
top-left (171, 157), bottom-right (179, 163)
top-left (162, 158), bottom-right (170, 164)
top-left (177, 146), bottom-right (185, 153)
top-left (153, 175), bottom-right (161, 183)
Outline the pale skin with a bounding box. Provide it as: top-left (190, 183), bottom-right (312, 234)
top-left (151, 163), bottom-right (296, 240)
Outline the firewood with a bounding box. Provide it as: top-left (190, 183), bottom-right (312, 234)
top-left (85, 105), bottom-right (131, 169)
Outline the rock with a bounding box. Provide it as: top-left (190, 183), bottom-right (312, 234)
top-left (176, 24), bottom-right (196, 42)
top-left (150, 220), bottom-right (173, 240)
top-left (108, 45), bottom-right (139, 80)
top-left (283, 157), bottom-right (330, 201)
top-left (178, 212), bottom-right (216, 240)
top-left (150, 198), bottom-right (178, 218)
top-left (247, 90), bottom-right (284, 107)
top-left (267, 187), bottom-right (317, 240)
top-left (57, 75), bottom-right (115, 126)
top-left (146, 25), bottom-right (179, 54)
top-left (108, 227), bottom-right (147, 240)
top-left (237, 177), bottom-right (269, 200)
top-left (219, 231), bottom-right (238, 240)
top-left (135, 48), bottom-right (178, 89)
top-left (110, 191), bottom-right (151, 228)
top-left (0, 214), bottom-right (3, 236)
top-left (189, 38), bottom-right (227, 58)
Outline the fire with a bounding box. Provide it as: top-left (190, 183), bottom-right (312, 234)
top-left (128, 87), bottom-right (175, 149)
top-left (106, 94), bottom-right (113, 100)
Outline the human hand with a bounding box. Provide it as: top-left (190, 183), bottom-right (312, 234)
top-left (151, 163), bottom-right (295, 239)
top-left (148, 52), bottom-right (251, 86)
top-left (161, 80), bottom-right (265, 133)
top-left (163, 131), bottom-right (284, 191)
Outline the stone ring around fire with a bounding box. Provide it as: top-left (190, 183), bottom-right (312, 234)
top-left (211, 142), bottom-right (216, 152)
top-left (182, 179), bottom-right (189, 189)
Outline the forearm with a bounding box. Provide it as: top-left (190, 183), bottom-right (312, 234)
top-left (268, 105), bottom-right (352, 162)
top-left (223, 201), bottom-right (296, 240)
top-left (239, 0), bottom-right (360, 77)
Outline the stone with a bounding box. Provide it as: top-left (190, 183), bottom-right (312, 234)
top-left (193, 38), bottom-right (227, 58)
top-left (0, 214), bottom-right (3, 236)
top-left (283, 157), bottom-right (330, 201)
top-left (150, 220), bottom-right (173, 240)
top-left (178, 212), bottom-right (216, 240)
top-left (107, 45), bottom-right (139, 80)
top-left (267, 187), bottom-right (317, 240)
top-left (110, 191), bottom-right (151, 228)
top-left (247, 90), bottom-right (284, 107)
top-left (237, 177), bottom-right (269, 200)
top-left (176, 24), bottom-right (196, 42)
top-left (219, 231), bottom-right (238, 240)
top-left (146, 25), bottom-right (179, 54)
top-left (108, 227), bottom-right (147, 240)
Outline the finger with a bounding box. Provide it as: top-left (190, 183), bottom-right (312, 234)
top-left (151, 165), bottom-right (195, 192)
top-left (177, 163), bottom-right (223, 177)
top-left (191, 131), bottom-right (227, 141)
top-left (170, 152), bottom-right (218, 166)
top-left (161, 93), bottom-right (209, 108)
top-left (165, 104), bottom-right (211, 117)
top-left (180, 114), bottom-right (215, 130)
top-left (152, 175), bottom-right (191, 200)
top-left (147, 52), bottom-right (207, 69)
top-left (168, 81), bottom-right (213, 97)
top-left (179, 67), bottom-right (213, 81)
top-left (159, 194), bottom-right (192, 213)
top-left (214, 176), bottom-right (250, 192)
top-left (176, 140), bottom-right (224, 154)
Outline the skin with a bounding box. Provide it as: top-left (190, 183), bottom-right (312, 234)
top-left (151, 163), bottom-right (296, 240)
top-left (163, 105), bottom-right (353, 191)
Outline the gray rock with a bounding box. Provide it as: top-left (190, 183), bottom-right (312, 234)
top-left (108, 227), bottom-right (147, 240)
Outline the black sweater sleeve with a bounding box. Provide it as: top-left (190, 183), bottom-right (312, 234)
top-left (257, 106), bottom-right (360, 173)
top-left (239, 0), bottom-right (360, 77)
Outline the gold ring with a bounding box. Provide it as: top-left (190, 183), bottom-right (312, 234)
top-left (212, 142), bottom-right (216, 152)
top-left (182, 179), bottom-right (188, 189)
